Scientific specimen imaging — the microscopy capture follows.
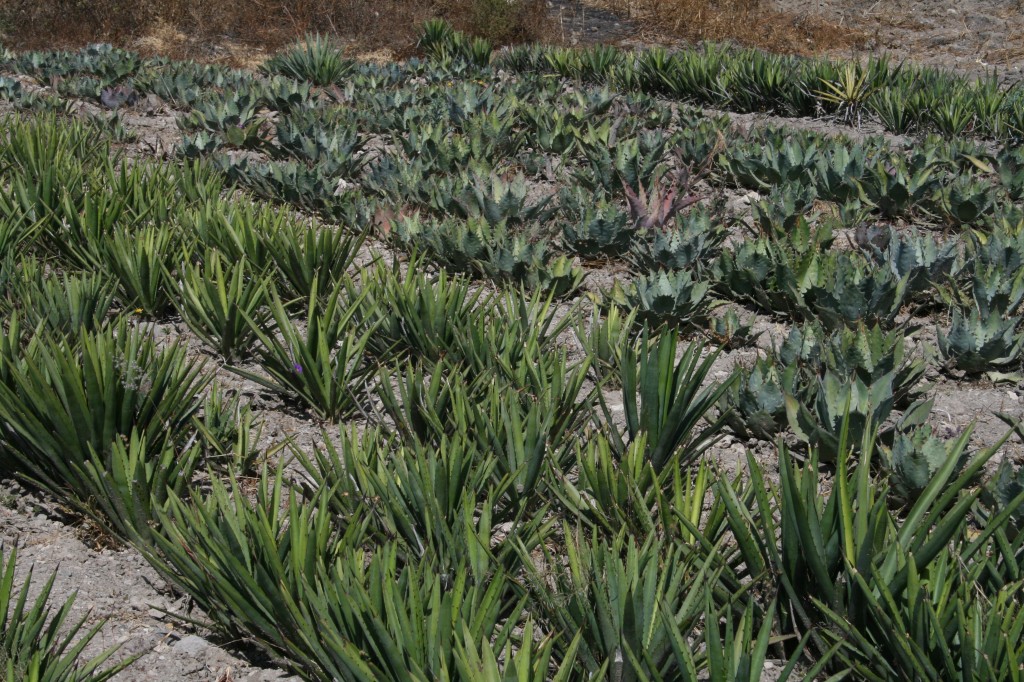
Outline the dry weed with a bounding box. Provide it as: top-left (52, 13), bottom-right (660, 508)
top-left (588, 0), bottom-right (865, 55)
top-left (0, 0), bottom-right (551, 63)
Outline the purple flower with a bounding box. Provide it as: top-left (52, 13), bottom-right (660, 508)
top-left (293, 363), bottom-right (303, 374)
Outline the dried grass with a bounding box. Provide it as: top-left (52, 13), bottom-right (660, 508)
top-left (0, 0), bottom-right (551, 63)
top-left (590, 0), bottom-right (866, 55)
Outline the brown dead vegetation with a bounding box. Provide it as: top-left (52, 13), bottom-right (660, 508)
top-left (586, 0), bottom-right (866, 55)
top-left (0, 0), bottom-right (551, 64)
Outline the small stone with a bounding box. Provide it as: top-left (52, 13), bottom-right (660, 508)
top-left (175, 635), bottom-right (210, 658)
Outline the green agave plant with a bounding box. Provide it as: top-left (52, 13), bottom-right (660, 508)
top-left (937, 306), bottom-right (1024, 375)
top-left (268, 222), bottom-right (366, 305)
top-left (262, 34), bottom-right (353, 86)
top-left (353, 255), bottom-right (491, 363)
top-left (100, 224), bottom-right (184, 318)
top-left (574, 304), bottom-right (640, 380)
top-left (0, 545), bottom-right (135, 681)
top-left (235, 280), bottom-right (377, 421)
top-left (610, 269), bottom-right (712, 329)
top-left (880, 423), bottom-right (971, 505)
top-left (0, 322), bottom-right (209, 498)
top-left (601, 326), bottom-right (734, 472)
top-left (175, 249), bottom-right (274, 362)
top-left (4, 270), bottom-right (117, 337)
top-left (719, 356), bottom-right (801, 442)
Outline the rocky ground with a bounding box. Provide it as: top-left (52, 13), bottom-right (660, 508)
top-left (778, 0), bottom-right (1024, 82)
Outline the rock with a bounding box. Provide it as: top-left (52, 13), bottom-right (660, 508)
top-left (175, 635), bottom-right (211, 658)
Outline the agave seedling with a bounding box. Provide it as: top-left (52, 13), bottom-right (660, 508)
top-left (622, 166), bottom-right (702, 231)
top-left (559, 189), bottom-right (633, 259)
top-left (0, 322), bottom-right (210, 500)
top-left (751, 183), bottom-right (818, 240)
top-left (935, 174), bottom-right (998, 226)
top-left (881, 424), bottom-right (970, 505)
top-left (785, 371), bottom-right (905, 459)
top-left (601, 326), bottom-right (733, 471)
top-left (629, 207), bottom-right (728, 273)
top-left (574, 304), bottom-right (640, 381)
top-left (937, 306), bottom-right (1024, 375)
top-left (610, 269), bottom-right (712, 329)
top-left (707, 307), bottom-right (760, 349)
top-left (5, 270), bottom-right (117, 337)
top-left (815, 62), bottom-right (877, 125)
top-left (856, 156), bottom-right (939, 218)
top-left (720, 356), bottom-right (801, 441)
top-left (821, 323), bottom-right (930, 408)
top-left (236, 281), bottom-right (377, 421)
top-left (866, 228), bottom-right (961, 300)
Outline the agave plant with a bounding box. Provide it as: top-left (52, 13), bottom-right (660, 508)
top-left (856, 157), bottom-right (938, 218)
top-left (5, 270), bottom-right (117, 337)
top-left (0, 545), bottom-right (135, 681)
top-left (937, 306), bottom-right (1024, 375)
top-left (707, 307), bottom-right (759, 349)
top-left (935, 174), bottom-right (998, 225)
top-left (175, 250), bottom-right (274, 362)
top-left (805, 252), bottom-right (911, 331)
top-left (601, 326), bottom-right (734, 471)
top-left (235, 281), bottom-right (377, 421)
top-left (99, 224), bottom-right (182, 318)
top-left (610, 270), bottom-right (712, 329)
top-left (720, 356), bottom-right (801, 441)
top-left (820, 323), bottom-right (930, 408)
top-left (622, 167), bottom-right (702, 230)
top-left (629, 207), bottom-right (727, 273)
top-left (261, 34), bottom-right (353, 86)
top-left (866, 228), bottom-right (961, 299)
top-left (450, 172), bottom-right (556, 227)
top-left (750, 183), bottom-right (817, 240)
top-left (720, 134), bottom-right (817, 190)
top-left (353, 256), bottom-right (491, 363)
top-left (574, 305), bottom-right (639, 380)
top-left (785, 371), bottom-right (919, 460)
top-left (0, 322), bottom-right (209, 502)
top-left (524, 530), bottom-right (722, 680)
top-left (274, 114), bottom-right (367, 176)
top-left (267, 222), bottom-right (366, 305)
top-left (262, 75), bottom-right (315, 113)
top-left (558, 187), bottom-right (633, 259)
top-left (881, 424), bottom-right (970, 505)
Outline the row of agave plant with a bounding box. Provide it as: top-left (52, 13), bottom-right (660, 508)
top-left (1, 113), bottom-right (1024, 681)
top-left (0, 38), bottom-right (1023, 680)
top-left (10, 27), bottom-right (1024, 143)
top-left (420, 20), bottom-right (1024, 141)
top-left (3, 32), bottom-right (1024, 231)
